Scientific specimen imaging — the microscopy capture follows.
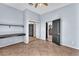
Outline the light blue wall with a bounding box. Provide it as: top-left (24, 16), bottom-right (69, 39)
top-left (75, 4), bottom-right (79, 48)
top-left (40, 4), bottom-right (79, 49)
top-left (0, 4), bottom-right (24, 25)
top-left (0, 4), bottom-right (24, 34)
top-left (0, 4), bottom-right (24, 47)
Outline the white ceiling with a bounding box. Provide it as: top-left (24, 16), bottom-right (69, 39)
top-left (4, 3), bottom-right (71, 15)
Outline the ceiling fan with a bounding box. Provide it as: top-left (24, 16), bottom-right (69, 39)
top-left (28, 3), bottom-right (48, 8)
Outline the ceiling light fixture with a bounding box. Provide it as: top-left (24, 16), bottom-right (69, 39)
top-left (28, 3), bottom-right (48, 8)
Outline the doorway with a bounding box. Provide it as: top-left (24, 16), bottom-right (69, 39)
top-left (29, 23), bottom-right (36, 42)
top-left (46, 19), bottom-right (61, 45)
top-left (29, 24), bottom-right (34, 37)
top-left (46, 22), bottom-right (53, 42)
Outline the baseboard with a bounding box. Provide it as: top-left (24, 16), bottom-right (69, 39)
top-left (61, 43), bottom-right (79, 50)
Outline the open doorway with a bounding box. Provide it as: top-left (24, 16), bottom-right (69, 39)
top-left (46, 21), bottom-right (53, 42)
top-left (46, 19), bottom-right (61, 45)
top-left (29, 23), bottom-right (36, 42)
top-left (29, 24), bottom-right (34, 37)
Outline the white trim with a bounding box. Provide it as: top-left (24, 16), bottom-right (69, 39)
top-left (61, 43), bottom-right (79, 50)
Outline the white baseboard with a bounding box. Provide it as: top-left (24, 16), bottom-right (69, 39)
top-left (61, 43), bottom-right (79, 50)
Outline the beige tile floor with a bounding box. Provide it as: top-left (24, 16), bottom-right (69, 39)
top-left (0, 37), bottom-right (79, 56)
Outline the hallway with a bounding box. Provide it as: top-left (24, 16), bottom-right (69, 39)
top-left (0, 38), bottom-right (79, 56)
